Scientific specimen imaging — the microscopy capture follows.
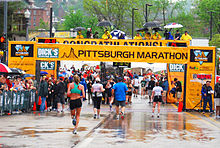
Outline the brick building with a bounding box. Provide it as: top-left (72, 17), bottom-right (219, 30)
top-left (28, 0), bottom-right (53, 29)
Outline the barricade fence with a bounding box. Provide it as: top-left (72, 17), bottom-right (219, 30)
top-left (0, 90), bottom-right (37, 115)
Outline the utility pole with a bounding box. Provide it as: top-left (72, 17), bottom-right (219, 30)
top-left (132, 8), bottom-right (138, 39)
top-left (209, 11), bottom-right (213, 41)
top-left (49, 7), bottom-right (53, 38)
top-left (3, 1), bottom-right (8, 65)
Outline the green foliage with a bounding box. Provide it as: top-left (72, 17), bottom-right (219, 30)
top-left (83, 0), bottom-right (187, 36)
top-left (168, 12), bottom-right (207, 37)
top-left (35, 18), bottom-right (49, 30)
top-left (0, 1), bottom-right (27, 36)
top-left (63, 9), bottom-right (103, 37)
top-left (194, 0), bottom-right (220, 34)
top-left (209, 34), bottom-right (220, 48)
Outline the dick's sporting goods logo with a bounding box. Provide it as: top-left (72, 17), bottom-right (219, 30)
top-left (190, 49), bottom-right (213, 65)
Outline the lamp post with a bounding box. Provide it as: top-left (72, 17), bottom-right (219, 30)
top-left (132, 8), bottom-right (138, 39)
top-left (145, 3), bottom-right (153, 22)
top-left (24, 9), bottom-right (30, 41)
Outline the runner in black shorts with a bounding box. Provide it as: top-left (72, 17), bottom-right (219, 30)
top-left (126, 79), bottom-right (133, 104)
top-left (67, 75), bottom-right (85, 134)
top-left (151, 82), bottom-right (163, 118)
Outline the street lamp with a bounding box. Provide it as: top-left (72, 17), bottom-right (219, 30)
top-left (145, 4), bottom-right (153, 22)
top-left (24, 9), bottom-right (30, 41)
top-left (52, 27), bottom-right (56, 37)
top-left (132, 8), bottom-right (138, 39)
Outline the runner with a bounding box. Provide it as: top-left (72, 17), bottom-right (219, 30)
top-left (126, 79), bottom-right (133, 105)
top-left (151, 82), bottom-right (163, 118)
top-left (112, 77), bottom-right (128, 120)
top-left (133, 76), bottom-right (139, 97)
top-left (67, 75), bottom-right (85, 134)
top-left (108, 78), bottom-right (115, 111)
top-left (91, 78), bottom-right (104, 119)
top-left (141, 76), bottom-right (147, 99)
top-left (148, 77), bottom-right (156, 104)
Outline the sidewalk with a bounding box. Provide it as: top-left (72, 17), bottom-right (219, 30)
top-left (0, 100), bottom-right (110, 148)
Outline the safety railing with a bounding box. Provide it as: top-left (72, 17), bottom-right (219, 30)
top-left (0, 90), bottom-right (36, 116)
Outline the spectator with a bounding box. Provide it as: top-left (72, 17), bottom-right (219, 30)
top-left (144, 32), bottom-right (151, 40)
top-left (181, 31), bottom-right (192, 41)
top-left (174, 78), bottom-right (182, 103)
top-left (102, 30), bottom-right (112, 39)
top-left (134, 32), bottom-right (142, 40)
top-left (215, 78), bottom-right (220, 98)
top-left (93, 32), bottom-right (99, 39)
top-left (57, 78), bottom-right (66, 113)
top-left (38, 76), bottom-right (48, 112)
top-left (151, 31), bottom-right (162, 40)
top-left (175, 30), bottom-right (181, 40)
top-left (47, 79), bottom-right (53, 112)
top-left (201, 81), bottom-right (214, 114)
top-left (86, 28), bottom-right (92, 38)
top-left (162, 77), bottom-right (169, 104)
top-left (76, 30), bottom-right (84, 39)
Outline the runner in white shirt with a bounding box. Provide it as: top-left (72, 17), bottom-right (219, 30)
top-left (151, 82), bottom-right (163, 118)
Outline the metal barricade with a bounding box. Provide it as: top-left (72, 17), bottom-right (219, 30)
top-left (0, 93), bottom-right (3, 115)
top-left (0, 90), bottom-right (37, 116)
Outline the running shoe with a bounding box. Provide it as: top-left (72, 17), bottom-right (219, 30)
top-left (72, 118), bottom-right (76, 126)
top-left (152, 113), bottom-right (154, 117)
top-left (116, 115), bottom-right (120, 120)
top-left (120, 112), bottom-right (125, 119)
top-left (97, 115), bottom-right (100, 119)
top-left (94, 114), bottom-right (97, 119)
top-left (73, 129), bottom-right (77, 134)
top-left (157, 113), bottom-right (160, 118)
top-left (109, 104), bottom-right (112, 111)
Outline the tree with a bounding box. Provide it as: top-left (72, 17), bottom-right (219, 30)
top-left (209, 34), bottom-right (220, 48)
top-left (194, 0), bottom-right (220, 34)
top-left (35, 19), bottom-right (49, 30)
top-left (63, 9), bottom-right (103, 37)
top-left (83, 0), bottom-right (187, 36)
top-left (0, 1), bottom-right (27, 37)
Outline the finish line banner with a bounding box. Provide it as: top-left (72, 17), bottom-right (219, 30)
top-left (36, 38), bottom-right (189, 47)
top-left (35, 44), bottom-right (189, 63)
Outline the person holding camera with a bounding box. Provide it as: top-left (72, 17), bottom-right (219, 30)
top-left (201, 81), bottom-right (214, 114)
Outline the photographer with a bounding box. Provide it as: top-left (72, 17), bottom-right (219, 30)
top-left (201, 81), bottom-right (214, 114)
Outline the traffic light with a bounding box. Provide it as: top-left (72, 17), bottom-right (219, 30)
top-left (0, 35), bottom-right (6, 51)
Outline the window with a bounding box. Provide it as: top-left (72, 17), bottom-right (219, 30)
top-left (34, 16), bottom-right (36, 21)
top-left (46, 11), bottom-right (49, 16)
top-left (34, 23), bottom-right (36, 26)
top-left (34, 10), bottom-right (36, 15)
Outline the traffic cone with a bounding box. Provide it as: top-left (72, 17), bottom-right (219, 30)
top-left (178, 101), bottom-right (183, 112)
top-left (33, 102), bottom-right (37, 111)
top-left (38, 96), bottom-right (42, 105)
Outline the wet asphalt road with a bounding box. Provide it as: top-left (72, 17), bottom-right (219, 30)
top-left (0, 96), bottom-right (220, 148)
top-left (76, 97), bottom-right (220, 148)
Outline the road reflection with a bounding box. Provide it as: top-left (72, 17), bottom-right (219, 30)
top-left (98, 107), bottom-right (215, 143)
